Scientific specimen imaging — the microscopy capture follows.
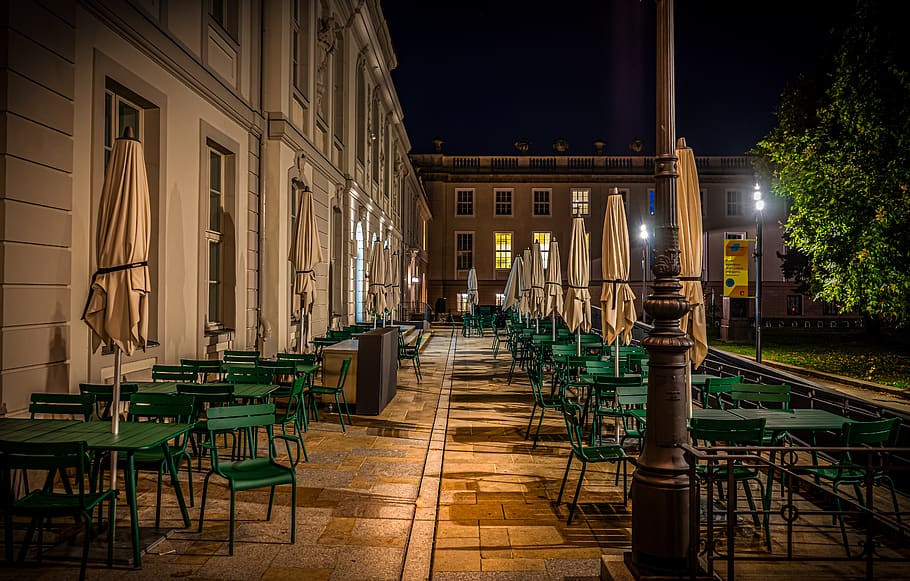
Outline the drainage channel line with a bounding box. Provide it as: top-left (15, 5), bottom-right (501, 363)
top-left (401, 329), bottom-right (459, 581)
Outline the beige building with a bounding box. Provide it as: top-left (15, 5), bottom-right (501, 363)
top-left (413, 146), bottom-right (834, 327)
top-left (0, 0), bottom-right (430, 415)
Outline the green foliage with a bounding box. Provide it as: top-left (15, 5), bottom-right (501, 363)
top-left (754, 1), bottom-right (910, 327)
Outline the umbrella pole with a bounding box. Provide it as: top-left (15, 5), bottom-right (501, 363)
top-left (535, 317), bottom-right (539, 334)
top-left (614, 335), bottom-right (620, 378)
top-left (110, 346), bottom-right (121, 491)
top-left (551, 313), bottom-right (556, 341)
top-left (300, 315), bottom-right (306, 354)
top-left (576, 331), bottom-right (581, 356)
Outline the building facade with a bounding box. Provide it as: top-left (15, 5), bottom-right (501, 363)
top-left (0, 0), bottom-right (430, 415)
top-left (413, 147), bottom-right (840, 330)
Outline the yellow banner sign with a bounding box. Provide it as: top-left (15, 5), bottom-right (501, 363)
top-left (723, 239), bottom-right (750, 297)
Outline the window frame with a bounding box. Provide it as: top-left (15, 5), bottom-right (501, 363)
top-left (494, 231), bottom-right (513, 270)
top-left (205, 146), bottom-right (225, 331)
top-left (726, 189), bottom-right (744, 217)
top-left (455, 231), bottom-right (474, 274)
top-left (207, 0), bottom-right (239, 43)
top-left (533, 231), bottom-right (551, 271)
top-left (571, 188), bottom-right (590, 216)
top-left (494, 188), bottom-right (513, 216)
top-left (455, 188), bottom-right (475, 217)
top-left (532, 188), bottom-right (551, 216)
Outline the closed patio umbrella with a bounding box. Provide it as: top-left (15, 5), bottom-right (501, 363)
top-left (544, 237), bottom-right (563, 340)
top-left (519, 248), bottom-right (533, 323)
top-left (467, 266), bottom-right (478, 315)
top-left (503, 255), bottom-right (524, 312)
top-left (388, 250), bottom-right (401, 322)
top-left (564, 217), bottom-right (591, 353)
top-left (367, 240), bottom-right (386, 327)
top-left (677, 137), bottom-right (707, 367)
top-left (601, 187), bottom-right (638, 374)
top-left (82, 127), bottom-right (150, 489)
top-left (289, 186), bottom-right (324, 353)
top-left (529, 241), bottom-right (546, 322)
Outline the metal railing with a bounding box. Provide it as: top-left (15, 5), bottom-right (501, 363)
top-left (681, 442), bottom-right (910, 579)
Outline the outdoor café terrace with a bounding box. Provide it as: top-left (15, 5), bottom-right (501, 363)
top-left (1, 320), bottom-right (909, 580)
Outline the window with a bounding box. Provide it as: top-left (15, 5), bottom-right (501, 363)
top-left (726, 190), bottom-right (744, 216)
top-left (787, 295), bottom-right (803, 316)
top-left (332, 29), bottom-right (344, 142)
top-left (456, 232), bottom-right (473, 271)
top-left (356, 67), bottom-right (366, 163)
top-left (104, 91), bottom-right (141, 169)
top-left (616, 188), bottom-right (629, 205)
top-left (571, 188), bottom-right (590, 216)
top-left (208, 0), bottom-right (238, 41)
top-left (533, 189), bottom-right (551, 216)
top-left (457, 293), bottom-right (470, 313)
top-left (533, 232), bottom-right (551, 270)
top-left (648, 190), bottom-right (655, 215)
top-left (494, 189), bottom-right (513, 215)
top-left (494, 232), bottom-right (512, 269)
top-left (292, 0), bottom-right (309, 97)
top-left (725, 231), bottom-right (746, 240)
top-left (456, 189), bottom-right (474, 216)
top-left (495, 293), bottom-right (505, 307)
top-left (823, 301), bottom-right (840, 316)
top-left (206, 148), bottom-right (224, 329)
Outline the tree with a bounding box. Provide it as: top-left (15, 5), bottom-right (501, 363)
top-left (755, 0), bottom-right (910, 328)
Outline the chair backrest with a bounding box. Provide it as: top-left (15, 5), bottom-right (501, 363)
top-left (616, 385), bottom-right (649, 407)
top-left (276, 352), bottom-right (317, 364)
top-left (730, 383), bottom-right (790, 409)
top-left (181, 358), bottom-right (222, 382)
top-left (560, 402), bottom-right (587, 455)
top-left (78, 382), bottom-right (139, 418)
top-left (175, 382), bottom-right (235, 418)
top-left (128, 392), bottom-right (196, 423)
top-left (224, 365), bottom-right (275, 385)
top-left (29, 393), bottom-right (95, 421)
top-left (223, 349), bottom-right (260, 365)
top-left (0, 440), bottom-right (92, 497)
top-left (336, 357), bottom-right (353, 388)
top-left (152, 364), bottom-right (198, 382)
top-left (690, 417), bottom-right (767, 446)
top-left (702, 375), bottom-right (744, 408)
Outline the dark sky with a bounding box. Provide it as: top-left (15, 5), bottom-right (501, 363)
top-left (382, 1), bottom-right (854, 157)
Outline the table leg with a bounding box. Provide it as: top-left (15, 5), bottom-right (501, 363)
top-left (124, 453), bottom-right (142, 567)
top-left (162, 442), bottom-right (191, 527)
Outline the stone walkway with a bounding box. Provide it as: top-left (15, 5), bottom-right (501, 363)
top-left (6, 328), bottom-right (904, 580)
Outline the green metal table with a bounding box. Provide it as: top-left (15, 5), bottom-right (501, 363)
top-left (0, 418), bottom-right (192, 567)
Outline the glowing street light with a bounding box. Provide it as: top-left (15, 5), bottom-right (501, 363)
top-left (754, 183), bottom-right (764, 363)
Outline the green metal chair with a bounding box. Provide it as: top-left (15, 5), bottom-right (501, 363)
top-left (615, 385), bottom-right (649, 448)
top-left (125, 393), bottom-right (196, 521)
top-left (701, 375), bottom-right (744, 409)
top-left (0, 440), bottom-right (117, 581)
top-left (78, 382), bottom-right (139, 420)
top-left (400, 333), bottom-right (424, 383)
top-left (197, 403), bottom-right (296, 555)
top-left (525, 354), bottom-right (563, 448)
top-left (151, 364), bottom-right (197, 383)
top-left (308, 358), bottom-right (353, 431)
top-left (271, 375), bottom-right (309, 464)
top-left (181, 358), bottom-right (223, 382)
top-left (222, 349), bottom-right (260, 367)
top-left (689, 416), bottom-right (771, 550)
top-left (176, 382), bottom-right (236, 467)
top-left (28, 393), bottom-right (94, 422)
top-left (800, 417), bottom-right (902, 556)
top-left (730, 383), bottom-right (791, 410)
top-left (557, 401), bottom-right (633, 525)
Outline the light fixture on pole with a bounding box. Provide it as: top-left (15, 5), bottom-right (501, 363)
top-left (753, 184), bottom-right (764, 363)
top-left (639, 224), bottom-right (649, 323)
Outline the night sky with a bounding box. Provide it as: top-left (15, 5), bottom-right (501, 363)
top-left (383, 1), bottom-right (854, 157)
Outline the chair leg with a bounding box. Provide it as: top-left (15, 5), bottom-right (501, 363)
top-left (107, 494), bottom-right (117, 567)
top-left (507, 359), bottom-right (517, 385)
top-left (184, 455), bottom-right (195, 507)
top-left (557, 453), bottom-right (574, 505)
top-left (80, 512), bottom-right (92, 581)
top-left (339, 391), bottom-right (353, 426)
top-left (524, 402), bottom-right (539, 439)
top-left (334, 393), bottom-right (346, 432)
top-left (155, 468), bottom-right (164, 529)
top-left (833, 483), bottom-right (851, 557)
top-left (198, 473), bottom-right (213, 533)
top-left (290, 480), bottom-right (297, 544)
top-left (568, 462), bottom-right (587, 525)
top-left (229, 487), bottom-right (236, 555)
top-left (267, 485), bottom-right (276, 520)
top-left (532, 406), bottom-right (547, 448)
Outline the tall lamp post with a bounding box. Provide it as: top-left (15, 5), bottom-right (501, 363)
top-left (631, 0), bottom-right (694, 576)
top-left (639, 224), bottom-right (649, 323)
top-left (754, 184), bottom-right (764, 363)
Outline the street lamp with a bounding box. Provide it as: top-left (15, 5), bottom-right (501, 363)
top-left (639, 224), bottom-right (649, 323)
top-left (754, 184), bottom-right (764, 363)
